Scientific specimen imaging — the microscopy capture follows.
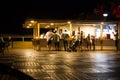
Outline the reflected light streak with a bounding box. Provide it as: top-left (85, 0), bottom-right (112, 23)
top-left (93, 53), bottom-right (108, 62)
top-left (67, 21), bottom-right (71, 24)
top-left (49, 54), bottom-right (56, 59)
top-left (24, 51), bottom-right (35, 57)
top-left (63, 54), bottom-right (72, 59)
top-left (50, 23), bottom-right (54, 25)
top-left (61, 54), bottom-right (75, 62)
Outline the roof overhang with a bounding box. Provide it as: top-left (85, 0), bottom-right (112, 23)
top-left (23, 19), bottom-right (119, 28)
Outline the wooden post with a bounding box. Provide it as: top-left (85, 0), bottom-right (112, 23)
top-left (69, 23), bottom-right (72, 39)
top-left (37, 23), bottom-right (40, 38)
top-left (100, 22), bottom-right (103, 50)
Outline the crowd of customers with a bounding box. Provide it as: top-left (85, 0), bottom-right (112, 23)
top-left (0, 29), bottom-right (119, 52)
top-left (44, 29), bottom-right (96, 51)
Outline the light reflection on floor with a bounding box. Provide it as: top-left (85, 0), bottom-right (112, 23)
top-left (2, 49), bottom-right (120, 80)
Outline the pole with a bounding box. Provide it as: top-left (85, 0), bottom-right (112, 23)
top-left (37, 23), bottom-right (40, 51)
top-left (78, 26), bottom-right (80, 32)
top-left (37, 23), bottom-right (40, 38)
top-left (100, 22), bottom-right (103, 50)
top-left (69, 23), bottom-right (72, 39)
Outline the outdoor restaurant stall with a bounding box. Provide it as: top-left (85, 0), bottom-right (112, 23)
top-left (23, 19), bottom-right (120, 51)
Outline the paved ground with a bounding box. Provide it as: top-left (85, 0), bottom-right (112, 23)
top-left (0, 49), bottom-right (120, 80)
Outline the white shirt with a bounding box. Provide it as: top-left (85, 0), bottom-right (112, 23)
top-left (45, 31), bottom-right (54, 41)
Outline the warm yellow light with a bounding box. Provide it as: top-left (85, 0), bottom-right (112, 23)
top-left (45, 25), bottom-right (50, 28)
top-left (30, 20), bottom-right (35, 23)
top-left (28, 23), bottom-right (32, 26)
top-left (67, 21), bottom-right (71, 24)
top-left (50, 23), bottom-right (54, 25)
top-left (101, 22), bottom-right (104, 25)
top-left (35, 36), bottom-right (40, 39)
top-left (26, 26), bottom-right (30, 28)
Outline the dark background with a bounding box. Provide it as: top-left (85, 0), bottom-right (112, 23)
top-left (0, 0), bottom-right (119, 34)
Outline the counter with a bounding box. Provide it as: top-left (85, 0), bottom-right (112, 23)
top-left (32, 39), bottom-right (118, 51)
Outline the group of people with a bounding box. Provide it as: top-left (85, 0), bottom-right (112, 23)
top-left (44, 29), bottom-right (96, 51)
top-left (44, 29), bottom-right (70, 51)
top-left (44, 29), bottom-right (60, 51)
top-left (44, 28), bottom-right (119, 51)
top-left (71, 31), bottom-right (96, 51)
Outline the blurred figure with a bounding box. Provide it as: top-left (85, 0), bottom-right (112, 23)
top-left (75, 31), bottom-right (81, 50)
top-left (0, 37), bottom-right (4, 43)
top-left (0, 37), bottom-right (5, 54)
top-left (7, 36), bottom-right (13, 48)
top-left (86, 34), bottom-right (92, 51)
top-left (79, 31), bottom-right (84, 51)
top-left (53, 30), bottom-right (60, 51)
top-left (40, 33), bottom-right (45, 39)
top-left (112, 29), bottom-right (118, 51)
top-left (91, 35), bottom-right (96, 51)
top-left (61, 30), bottom-right (69, 51)
top-left (45, 29), bottom-right (54, 51)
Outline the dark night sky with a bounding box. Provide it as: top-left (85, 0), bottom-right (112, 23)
top-left (0, 0), bottom-right (118, 34)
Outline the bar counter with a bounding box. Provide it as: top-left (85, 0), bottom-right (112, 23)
top-left (32, 39), bottom-right (119, 51)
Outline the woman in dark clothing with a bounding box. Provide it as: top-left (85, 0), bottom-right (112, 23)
top-left (113, 30), bottom-right (118, 51)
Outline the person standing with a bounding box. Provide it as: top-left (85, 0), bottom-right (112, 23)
top-left (61, 30), bottom-right (69, 51)
top-left (79, 31), bottom-right (84, 51)
top-left (45, 29), bottom-right (54, 51)
top-left (0, 37), bottom-right (5, 54)
top-left (53, 31), bottom-right (60, 51)
top-left (7, 36), bottom-right (13, 48)
top-left (86, 34), bottom-right (92, 51)
top-left (75, 31), bottom-right (81, 50)
top-left (91, 36), bottom-right (96, 51)
top-left (0, 37), bottom-right (4, 43)
top-left (113, 29), bottom-right (119, 51)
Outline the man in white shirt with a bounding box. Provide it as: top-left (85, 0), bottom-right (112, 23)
top-left (45, 29), bottom-right (54, 51)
